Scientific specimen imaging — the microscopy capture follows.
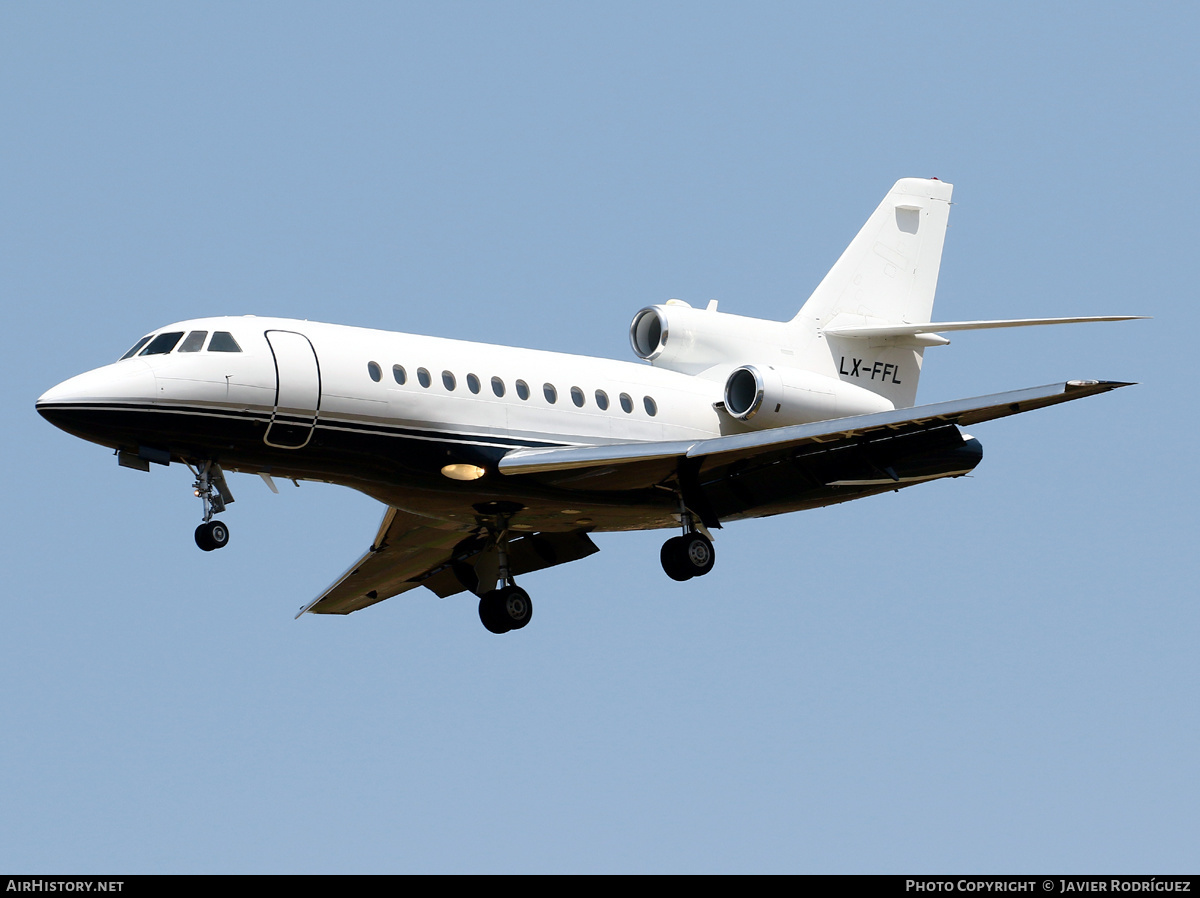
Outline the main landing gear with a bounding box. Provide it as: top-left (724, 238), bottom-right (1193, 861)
top-left (188, 460), bottom-right (234, 552)
top-left (474, 514), bottom-right (533, 634)
top-left (660, 500), bottom-right (716, 582)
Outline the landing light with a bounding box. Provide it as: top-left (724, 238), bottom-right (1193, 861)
top-left (441, 464), bottom-right (487, 481)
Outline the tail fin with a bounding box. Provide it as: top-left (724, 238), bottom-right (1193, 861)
top-left (794, 178), bottom-right (953, 329)
top-left (791, 178), bottom-right (953, 408)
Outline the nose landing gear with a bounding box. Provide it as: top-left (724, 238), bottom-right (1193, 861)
top-left (188, 460), bottom-right (234, 552)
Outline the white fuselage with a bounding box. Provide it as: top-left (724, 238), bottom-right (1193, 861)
top-left (38, 315), bottom-right (771, 535)
top-left (42, 314), bottom-right (736, 448)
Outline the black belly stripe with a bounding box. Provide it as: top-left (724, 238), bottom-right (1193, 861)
top-left (37, 399), bottom-right (576, 450)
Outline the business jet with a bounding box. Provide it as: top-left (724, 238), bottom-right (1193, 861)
top-left (37, 178), bottom-right (1141, 633)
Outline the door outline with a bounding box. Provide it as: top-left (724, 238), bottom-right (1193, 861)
top-left (264, 330), bottom-right (322, 449)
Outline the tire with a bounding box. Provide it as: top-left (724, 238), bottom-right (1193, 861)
top-left (478, 590), bottom-right (512, 634)
top-left (660, 536), bottom-right (693, 581)
top-left (195, 520), bottom-right (230, 552)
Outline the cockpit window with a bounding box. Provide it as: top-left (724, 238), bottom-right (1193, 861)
top-left (119, 336), bottom-right (153, 360)
top-left (208, 331), bottom-right (242, 353)
top-left (178, 330), bottom-right (208, 353)
top-left (139, 332), bottom-right (185, 356)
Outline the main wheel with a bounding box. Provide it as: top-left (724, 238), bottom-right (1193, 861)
top-left (479, 590), bottom-right (510, 633)
top-left (478, 586), bottom-right (533, 633)
top-left (660, 533), bottom-right (715, 580)
top-left (681, 532), bottom-right (715, 577)
top-left (660, 536), bottom-right (693, 581)
top-left (499, 585), bottom-right (533, 630)
top-left (195, 520), bottom-right (231, 552)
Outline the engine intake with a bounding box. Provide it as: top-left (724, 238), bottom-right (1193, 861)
top-left (630, 308), bottom-right (667, 360)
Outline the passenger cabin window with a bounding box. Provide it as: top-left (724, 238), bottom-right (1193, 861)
top-left (491, 376), bottom-right (505, 397)
top-left (466, 373), bottom-right (481, 394)
top-left (516, 380), bottom-right (530, 400)
top-left (644, 396), bottom-right (658, 417)
top-left (442, 371), bottom-right (456, 391)
top-left (570, 386), bottom-right (585, 407)
top-left (120, 336), bottom-right (153, 360)
top-left (543, 383), bottom-right (557, 404)
top-left (179, 331), bottom-right (207, 353)
top-left (393, 365), bottom-right (407, 385)
top-left (208, 332), bottom-right (241, 353)
top-left (619, 393), bottom-right (633, 413)
top-left (140, 332), bottom-right (185, 356)
top-left (595, 390), bottom-right (609, 410)
top-left (417, 368), bottom-right (431, 388)
top-left (368, 361), bottom-right (382, 382)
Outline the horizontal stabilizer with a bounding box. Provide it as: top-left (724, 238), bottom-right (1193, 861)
top-left (823, 316), bottom-right (1147, 339)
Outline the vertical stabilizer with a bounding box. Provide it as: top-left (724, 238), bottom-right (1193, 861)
top-left (792, 178), bottom-right (953, 408)
top-left (795, 177), bottom-right (952, 327)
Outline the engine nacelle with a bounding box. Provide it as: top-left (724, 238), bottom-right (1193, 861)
top-left (723, 364), bottom-right (894, 428)
top-left (630, 301), bottom-right (796, 375)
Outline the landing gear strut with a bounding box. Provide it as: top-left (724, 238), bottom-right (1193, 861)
top-left (660, 499), bottom-right (716, 581)
top-left (475, 514), bottom-right (533, 634)
top-left (188, 460), bottom-right (234, 552)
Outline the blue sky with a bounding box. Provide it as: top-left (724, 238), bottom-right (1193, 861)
top-left (2, 2), bottom-right (1196, 873)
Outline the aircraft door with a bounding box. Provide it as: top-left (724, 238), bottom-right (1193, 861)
top-left (264, 330), bottom-right (321, 449)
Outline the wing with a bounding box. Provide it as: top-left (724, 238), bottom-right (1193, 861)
top-left (297, 506), bottom-right (599, 617)
top-left (296, 506), bottom-right (466, 616)
top-left (499, 380), bottom-right (1134, 523)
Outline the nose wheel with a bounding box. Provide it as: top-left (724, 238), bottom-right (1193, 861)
top-left (195, 519), bottom-right (231, 552)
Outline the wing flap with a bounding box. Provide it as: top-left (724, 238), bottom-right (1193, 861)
top-left (418, 530), bottom-right (600, 598)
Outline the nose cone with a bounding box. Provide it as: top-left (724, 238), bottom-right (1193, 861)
top-left (37, 361), bottom-right (157, 446)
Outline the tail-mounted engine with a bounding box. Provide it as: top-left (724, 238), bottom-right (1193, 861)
top-left (723, 364), bottom-right (893, 428)
top-left (629, 300), bottom-right (899, 427)
top-left (630, 301), bottom-right (797, 376)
